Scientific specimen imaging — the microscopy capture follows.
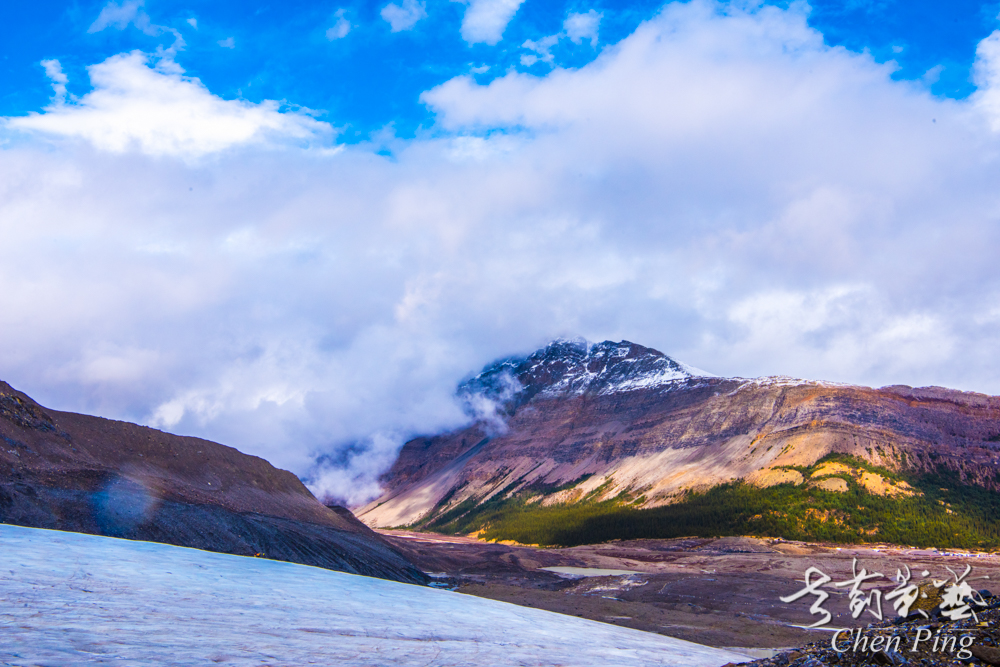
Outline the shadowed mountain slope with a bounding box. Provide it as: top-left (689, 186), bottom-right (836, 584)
top-left (358, 339), bottom-right (1000, 543)
top-left (0, 381), bottom-right (425, 583)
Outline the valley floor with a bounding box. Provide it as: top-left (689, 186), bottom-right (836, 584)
top-left (379, 530), bottom-right (1000, 653)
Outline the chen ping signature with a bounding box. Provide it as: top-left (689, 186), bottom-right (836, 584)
top-left (780, 558), bottom-right (991, 659)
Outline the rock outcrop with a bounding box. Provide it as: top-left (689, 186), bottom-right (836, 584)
top-left (358, 339), bottom-right (1000, 528)
top-left (0, 381), bottom-right (426, 584)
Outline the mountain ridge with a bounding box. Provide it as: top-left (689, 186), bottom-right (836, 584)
top-left (358, 339), bottom-right (1000, 543)
top-left (0, 380), bottom-right (426, 583)
top-left (459, 338), bottom-right (714, 408)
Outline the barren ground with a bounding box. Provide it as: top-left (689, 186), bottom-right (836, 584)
top-left (379, 530), bottom-right (1000, 653)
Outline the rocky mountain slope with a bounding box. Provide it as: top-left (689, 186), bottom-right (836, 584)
top-left (357, 339), bottom-right (1000, 537)
top-left (0, 381), bottom-right (425, 583)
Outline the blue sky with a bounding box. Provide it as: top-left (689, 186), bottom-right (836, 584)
top-left (4, 1), bottom-right (1000, 502)
top-left (3, 0), bottom-right (999, 140)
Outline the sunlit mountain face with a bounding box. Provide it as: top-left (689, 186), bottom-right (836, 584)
top-left (360, 338), bottom-right (1000, 550)
top-left (4, 0), bottom-right (1000, 504)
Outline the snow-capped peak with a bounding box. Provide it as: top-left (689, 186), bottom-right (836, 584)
top-left (459, 339), bottom-right (714, 408)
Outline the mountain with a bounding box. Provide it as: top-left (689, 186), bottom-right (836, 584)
top-left (0, 381), bottom-right (425, 584)
top-left (357, 339), bottom-right (1000, 548)
top-left (460, 337), bottom-right (710, 406)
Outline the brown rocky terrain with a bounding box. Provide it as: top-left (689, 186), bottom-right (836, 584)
top-left (0, 381), bottom-right (425, 584)
top-left (358, 339), bottom-right (1000, 529)
top-left (379, 529), bottom-right (1000, 656)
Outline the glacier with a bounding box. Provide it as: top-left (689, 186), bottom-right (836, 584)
top-left (0, 524), bottom-right (749, 666)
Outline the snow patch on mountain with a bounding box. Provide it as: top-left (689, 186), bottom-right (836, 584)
top-left (457, 338), bottom-right (859, 423)
top-left (730, 376), bottom-right (861, 393)
top-left (460, 338), bottom-right (715, 409)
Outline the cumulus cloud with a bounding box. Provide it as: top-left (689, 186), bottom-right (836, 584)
top-left (89, 0), bottom-right (149, 33)
top-left (459, 0), bottom-right (525, 45)
top-left (973, 29), bottom-right (1000, 130)
top-left (326, 9), bottom-right (351, 40)
top-left (564, 9), bottom-right (601, 46)
top-left (40, 60), bottom-right (69, 103)
top-left (520, 9), bottom-right (601, 68)
top-left (521, 35), bottom-right (559, 66)
top-left (305, 433), bottom-right (416, 506)
top-left (89, 0), bottom-right (184, 52)
top-left (381, 0), bottom-right (427, 32)
top-left (722, 286), bottom-right (957, 381)
top-left (5, 1), bottom-right (1000, 505)
top-left (6, 52), bottom-right (331, 158)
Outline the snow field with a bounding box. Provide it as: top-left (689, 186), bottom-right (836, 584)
top-left (0, 524), bottom-right (749, 666)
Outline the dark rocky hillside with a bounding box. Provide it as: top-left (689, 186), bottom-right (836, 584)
top-left (0, 381), bottom-right (426, 584)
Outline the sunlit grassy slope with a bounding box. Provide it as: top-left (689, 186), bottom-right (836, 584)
top-left (419, 455), bottom-right (1000, 549)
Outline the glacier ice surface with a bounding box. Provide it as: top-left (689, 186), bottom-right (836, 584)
top-left (0, 524), bottom-right (750, 666)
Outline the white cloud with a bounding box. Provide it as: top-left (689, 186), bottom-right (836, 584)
top-left (88, 0), bottom-right (185, 52)
top-left (6, 52), bottom-right (331, 158)
top-left (459, 0), bottom-right (525, 45)
top-left (974, 30), bottom-right (1000, 130)
top-left (446, 134), bottom-right (518, 161)
top-left (724, 286), bottom-right (955, 380)
top-left (381, 0), bottom-right (427, 32)
top-left (6, 1), bottom-right (1000, 504)
top-left (40, 60), bottom-right (69, 103)
top-left (519, 9), bottom-right (601, 69)
top-left (305, 433), bottom-right (411, 506)
top-left (89, 0), bottom-right (147, 33)
top-left (521, 35), bottom-right (559, 66)
top-left (187, 17), bottom-right (198, 29)
top-left (218, 37), bottom-right (235, 49)
top-left (564, 9), bottom-right (602, 46)
top-left (922, 63), bottom-right (944, 85)
top-left (326, 9), bottom-right (351, 40)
